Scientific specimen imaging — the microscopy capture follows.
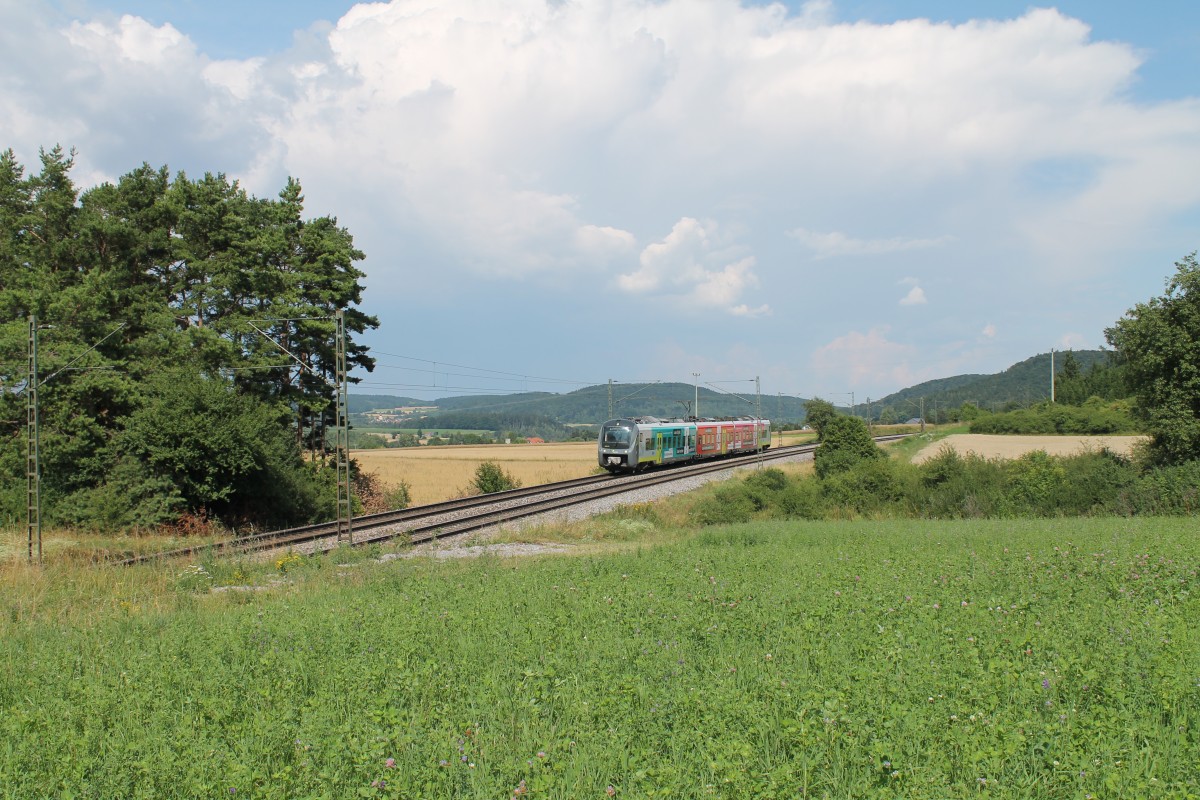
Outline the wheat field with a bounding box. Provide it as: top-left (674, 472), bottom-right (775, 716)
top-left (912, 433), bottom-right (1146, 463)
top-left (352, 442), bottom-right (599, 505)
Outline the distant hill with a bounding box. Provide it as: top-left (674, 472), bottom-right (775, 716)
top-left (353, 383), bottom-right (808, 427)
top-left (348, 394), bottom-right (430, 414)
top-left (873, 350), bottom-right (1113, 420)
top-left (434, 383), bottom-right (810, 424)
top-left (350, 350), bottom-right (1118, 427)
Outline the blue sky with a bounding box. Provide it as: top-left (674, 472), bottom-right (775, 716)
top-left (9, 1), bottom-right (1200, 404)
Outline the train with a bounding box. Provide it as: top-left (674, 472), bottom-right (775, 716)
top-left (598, 416), bottom-right (771, 473)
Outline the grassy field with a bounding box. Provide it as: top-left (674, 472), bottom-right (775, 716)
top-left (1, 516), bottom-right (1196, 798)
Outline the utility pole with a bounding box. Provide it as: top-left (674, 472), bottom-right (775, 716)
top-left (23, 317), bottom-right (124, 562)
top-left (756, 376), bottom-right (763, 465)
top-left (608, 378), bottom-right (613, 420)
top-left (334, 310), bottom-right (352, 544)
top-left (26, 316), bottom-right (41, 564)
top-left (248, 313), bottom-right (353, 541)
top-left (1050, 348), bottom-right (1055, 403)
top-left (920, 397), bottom-right (926, 433)
top-left (866, 396), bottom-right (873, 435)
top-left (777, 392), bottom-right (783, 448)
top-left (693, 372), bottom-right (700, 419)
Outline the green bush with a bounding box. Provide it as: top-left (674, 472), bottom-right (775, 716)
top-left (689, 483), bottom-right (757, 526)
top-left (820, 457), bottom-right (904, 515)
top-left (969, 403), bottom-right (1138, 435)
top-left (1122, 461), bottom-right (1200, 514)
top-left (1053, 448), bottom-right (1136, 514)
top-left (472, 461), bottom-right (521, 494)
top-left (918, 453), bottom-right (1011, 518)
top-left (777, 479), bottom-right (825, 519)
top-left (813, 416), bottom-right (884, 478)
top-left (680, 442), bottom-right (1192, 527)
top-left (1005, 451), bottom-right (1068, 514)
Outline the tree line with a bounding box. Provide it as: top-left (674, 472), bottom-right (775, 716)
top-left (0, 147), bottom-right (377, 531)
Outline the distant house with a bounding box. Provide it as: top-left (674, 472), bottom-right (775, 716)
top-left (525, 437), bottom-right (546, 444)
top-left (905, 418), bottom-right (924, 425)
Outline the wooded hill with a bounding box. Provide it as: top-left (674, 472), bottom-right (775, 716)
top-left (872, 350), bottom-right (1115, 420)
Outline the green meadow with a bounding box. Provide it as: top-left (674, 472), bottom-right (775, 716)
top-left (2, 517), bottom-right (1197, 799)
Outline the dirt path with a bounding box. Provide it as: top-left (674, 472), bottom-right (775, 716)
top-left (912, 434), bottom-right (1145, 463)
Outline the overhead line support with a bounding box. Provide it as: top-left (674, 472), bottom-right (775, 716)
top-left (335, 310), bottom-right (352, 544)
top-left (26, 316), bottom-right (41, 563)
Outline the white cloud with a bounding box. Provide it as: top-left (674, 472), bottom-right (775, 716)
top-left (6, 1), bottom-right (1197, 287)
top-left (618, 218), bottom-right (767, 315)
top-left (810, 327), bottom-right (925, 392)
top-left (730, 303), bottom-right (772, 318)
top-left (64, 15), bottom-right (193, 65)
top-left (789, 228), bottom-right (953, 259)
top-left (3, 1), bottom-right (1199, 400)
top-left (1057, 333), bottom-right (1089, 350)
top-left (899, 285), bottom-right (927, 305)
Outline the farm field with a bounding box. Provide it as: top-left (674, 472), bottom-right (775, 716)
top-left (353, 441), bottom-right (599, 504)
top-left (1, 516), bottom-right (1196, 798)
top-left (913, 434), bottom-right (1146, 463)
top-left (353, 431), bottom-right (820, 505)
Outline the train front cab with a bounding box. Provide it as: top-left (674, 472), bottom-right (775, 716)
top-left (598, 418), bottom-right (639, 473)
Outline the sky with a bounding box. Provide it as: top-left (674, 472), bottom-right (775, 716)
top-left (6, 1), bottom-right (1199, 407)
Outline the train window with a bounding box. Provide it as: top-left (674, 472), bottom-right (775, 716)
top-left (602, 427), bottom-right (632, 447)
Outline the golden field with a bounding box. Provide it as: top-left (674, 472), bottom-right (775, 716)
top-left (352, 442), bottom-right (599, 505)
top-left (912, 433), bottom-right (1146, 463)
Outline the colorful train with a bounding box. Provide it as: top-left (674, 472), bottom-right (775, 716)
top-left (598, 416), bottom-right (771, 473)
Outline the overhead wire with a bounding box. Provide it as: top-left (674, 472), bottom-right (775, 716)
top-left (368, 350), bottom-right (604, 388)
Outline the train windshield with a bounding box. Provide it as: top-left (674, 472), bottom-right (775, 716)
top-left (602, 425), bottom-right (633, 447)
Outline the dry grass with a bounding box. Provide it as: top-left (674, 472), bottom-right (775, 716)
top-left (0, 526), bottom-right (229, 570)
top-left (353, 442), bottom-right (600, 505)
top-left (912, 433), bottom-right (1146, 463)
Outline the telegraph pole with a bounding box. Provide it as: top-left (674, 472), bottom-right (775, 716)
top-left (248, 313), bottom-right (352, 542)
top-left (756, 375), bottom-right (763, 466)
top-left (21, 318), bottom-right (126, 562)
top-left (26, 316), bottom-right (41, 563)
top-left (334, 310), bottom-right (352, 544)
top-left (693, 372), bottom-right (700, 419)
top-left (777, 392), bottom-right (783, 448)
top-left (1050, 348), bottom-right (1055, 403)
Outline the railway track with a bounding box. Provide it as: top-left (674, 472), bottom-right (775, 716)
top-left (119, 434), bottom-right (909, 566)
